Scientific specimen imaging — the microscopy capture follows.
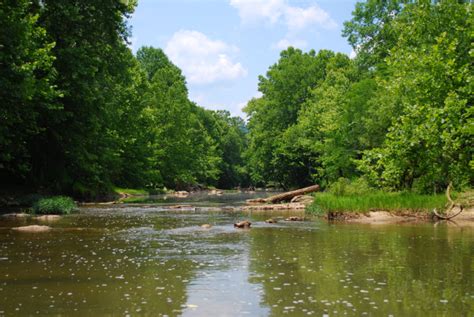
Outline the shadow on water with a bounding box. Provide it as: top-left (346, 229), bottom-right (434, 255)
top-left (0, 192), bottom-right (473, 316)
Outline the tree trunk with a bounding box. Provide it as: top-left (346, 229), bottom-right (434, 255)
top-left (246, 185), bottom-right (320, 204)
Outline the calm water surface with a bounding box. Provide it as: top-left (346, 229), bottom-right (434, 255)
top-left (0, 192), bottom-right (473, 316)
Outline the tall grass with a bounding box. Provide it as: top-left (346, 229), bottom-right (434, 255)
top-left (308, 191), bottom-right (447, 214)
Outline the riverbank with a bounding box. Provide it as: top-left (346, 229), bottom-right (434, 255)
top-left (308, 189), bottom-right (474, 225)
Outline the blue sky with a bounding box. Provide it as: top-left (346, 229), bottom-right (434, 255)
top-left (129, 0), bottom-right (358, 118)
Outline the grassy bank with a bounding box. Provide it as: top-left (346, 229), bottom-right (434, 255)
top-left (308, 191), bottom-right (448, 215)
top-left (113, 187), bottom-right (150, 196)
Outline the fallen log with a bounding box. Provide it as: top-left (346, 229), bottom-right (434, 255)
top-left (246, 185), bottom-right (320, 204)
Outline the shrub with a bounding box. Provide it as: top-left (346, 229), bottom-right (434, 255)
top-left (33, 196), bottom-right (76, 215)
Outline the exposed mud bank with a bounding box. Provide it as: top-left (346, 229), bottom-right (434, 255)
top-left (325, 207), bottom-right (474, 226)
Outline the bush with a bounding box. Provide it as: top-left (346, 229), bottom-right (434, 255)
top-left (33, 196), bottom-right (76, 215)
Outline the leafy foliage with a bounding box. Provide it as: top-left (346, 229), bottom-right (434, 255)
top-left (245, 0), bottom-right (472, 193)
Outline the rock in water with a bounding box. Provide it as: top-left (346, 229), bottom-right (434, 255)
top-left (35, 215), bottom-right (61, 221)
top-left (200, 224), bottom-right (212, 229)
top-left (265, 218), bottom-right (277, 223)
top-left (286, 216), bottom-right (304, 221)
top-left (234, 220), bottom-right (251, 228)
top-left (12, 225), bottom-right (51, 232)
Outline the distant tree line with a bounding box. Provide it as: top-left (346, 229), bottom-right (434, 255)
top-left (244, 0), bottom-right (472, 193)
top-left (0, 0), bottom-right (248, 199)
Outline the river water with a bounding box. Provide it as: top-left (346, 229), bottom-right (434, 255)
top-left (0, 192), bottom-right (473, 316)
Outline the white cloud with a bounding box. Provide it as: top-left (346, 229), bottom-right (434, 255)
top-left (284, 5), bottom-right (336, 30)
top-left (230, 0), bottom-right (285, 25)
top-left (230, 0), bottom-right (337, 30)
top-left (165, 30), bottom-right (247, 85)
top-left (273, 37), bottom-right (308, 50)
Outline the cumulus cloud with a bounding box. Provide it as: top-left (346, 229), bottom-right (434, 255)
top-left (273, 37), bottom-right (308, 50)
top-left (165, 30), bottom-right (247, 85)
top-left (230, 0), bottom-right (337, 30)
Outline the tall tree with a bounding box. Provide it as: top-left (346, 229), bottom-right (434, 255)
top-left (37, 0), bottom-right (137, 197)
top-left (357, 1), bottom-right (473, 192)
top-left (0, 0), bottom-right (58, 184)
top-left (244, 48), bottom-right (335, 187)
top-left (342, 0), bottom-right (407, 69)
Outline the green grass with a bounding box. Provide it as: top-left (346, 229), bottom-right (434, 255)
top-left (114, 187), bottom-right (149, 196)
top-left (33, 196), bottom-right (76, 215)
top-left (308, 191), bottom-right (448, 215)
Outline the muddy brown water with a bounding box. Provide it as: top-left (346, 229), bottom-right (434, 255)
top-left (0, 192), bottom-right (473, 316)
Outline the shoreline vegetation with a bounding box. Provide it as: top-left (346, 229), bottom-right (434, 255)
top-left (1, 185), bottom-right (473, 226)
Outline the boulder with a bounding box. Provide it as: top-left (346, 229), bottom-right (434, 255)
top-left (265, 218), bottom-right (277, 224)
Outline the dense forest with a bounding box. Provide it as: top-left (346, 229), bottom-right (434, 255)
top-left (0, 0), bottom-right (472, 199)
top-left (245, 0), bottom-right (473, 192)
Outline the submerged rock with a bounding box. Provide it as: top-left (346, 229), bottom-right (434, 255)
top-left (286, 216), bottom-right (304, 221)
top-left (208, 189), bottom-right (224, 196)
top-left (234, 220), bottom-right (251, 228)
top-left (35, 215), bottom-right (61, 221)
top-left (2, 213), bottom-right (30, 218)
top-left (12, 225), bottom-right (51, 232)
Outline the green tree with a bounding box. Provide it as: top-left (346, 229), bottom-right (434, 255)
top-left (244, 48), bottom-right (335, 187)
top-left (36, 0), bottom-right (137, 198)
top-left (137, 46), bottom-right (222, 189)
top-left (357, 1), bottom-right (473, 192)
top-left (0, 0), bottom-right (58, 183)
top-left (342, 0), bottom-right (407, 69)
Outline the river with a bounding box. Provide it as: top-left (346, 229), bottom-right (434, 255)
top-left (0, 192), bottom-right (473, 316)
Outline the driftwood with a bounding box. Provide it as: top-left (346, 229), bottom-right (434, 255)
top-left (246, 185), bottom-right (320, 204)
top-left (433, 183), bottom-right (464, 220)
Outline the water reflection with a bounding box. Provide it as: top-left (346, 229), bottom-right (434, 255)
top-left (248, 224), bottom-right (474, 316)
top-left (0, 203), bottom-right (473, 316)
